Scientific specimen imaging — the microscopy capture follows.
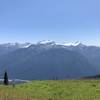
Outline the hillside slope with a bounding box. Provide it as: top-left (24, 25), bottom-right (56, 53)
top-left (0, 46), bottom-right (97, 80)
top-left (0, 80), bottom-right (100, 100)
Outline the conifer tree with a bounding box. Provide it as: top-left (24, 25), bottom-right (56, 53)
top-left (4, 71), bottom-right (9, 85)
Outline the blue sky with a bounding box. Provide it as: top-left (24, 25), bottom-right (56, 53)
top-left (0, 0), bottom-right (100, 45)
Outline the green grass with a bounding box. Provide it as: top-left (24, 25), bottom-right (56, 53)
top-left (0, 80), bottom-right (100, 100)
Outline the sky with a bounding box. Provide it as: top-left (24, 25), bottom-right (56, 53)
top-left (0, 0), bottom-right (100, 45)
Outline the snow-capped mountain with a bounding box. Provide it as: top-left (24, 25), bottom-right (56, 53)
top-left (36, 40), bottom-right (85, 47)
top-left (0, 41), bottom-right (99, 80)
top-left (32, 40), bottom-right (89, 50)
top-left (0, 41), bottom-right (89, 49)
top-left (0, 42), bottom-right (32, 56)
top-left (0, 42), bottom-right (31, 48)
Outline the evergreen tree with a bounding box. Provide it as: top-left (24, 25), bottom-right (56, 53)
top-left (4, 71), bottom-right (9, 85)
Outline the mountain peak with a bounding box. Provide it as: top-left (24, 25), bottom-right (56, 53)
top-left (76, 42), bottom-right (86, 47)
top-left (37, 40), bottom-right (56, 45)
top-left (0, 43), bottom-right (32, 48)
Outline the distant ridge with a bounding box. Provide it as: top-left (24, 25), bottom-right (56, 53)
top-left (83, 75), bottom-right (100, 79)
top-left (0, 40), bottom-right (99, 47)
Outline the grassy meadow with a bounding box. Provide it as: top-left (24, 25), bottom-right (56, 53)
top-left (0, 80), bottom-right (100, 100)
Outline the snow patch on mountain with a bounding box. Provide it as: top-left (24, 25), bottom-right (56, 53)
top-left (61, 41), bottom-right (82, 46)
top-left (37, 40), bottom-right (56, 45)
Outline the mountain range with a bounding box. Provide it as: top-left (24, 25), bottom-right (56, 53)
top-left (0, 41), bottom-right (99, 80)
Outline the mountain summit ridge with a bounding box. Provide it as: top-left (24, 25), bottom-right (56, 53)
top-left (0, 41), bottom-right (99, 48)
